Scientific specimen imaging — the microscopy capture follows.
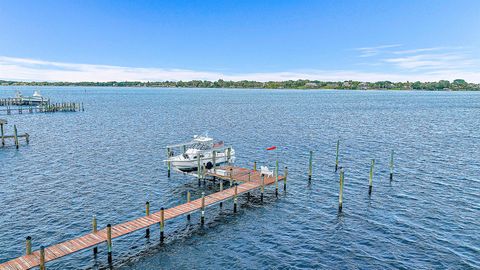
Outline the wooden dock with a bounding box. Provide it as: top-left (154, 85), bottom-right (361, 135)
top-left (0, 166), bottom-right (285, 270)
top-left (0, 102), bottom-right (84, 115)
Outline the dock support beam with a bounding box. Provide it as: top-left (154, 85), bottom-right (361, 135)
top-left (14, 125), bottom-right (19, 149)
top-left (369, 159), bottom-right (375, 195)
top-left (275, 160), bottom-right (279, 197)
top-left (167, 161), bottom-right (171, 178)
top-left (92, 216), bottom-right (98, 254)
top-left (335, 140), bottom-right (340, 172)
top-left (1, 123), bottom-right (4, 146)
top-left (261, 175), bottom-right (265, 202)
top-left (212, 150), bottom-right (216, 172)
top-left (187, 191), bottom-right (191, 220)
top-left (160, 207), bottom-right (165, 242)
top-left (308, 150), bottom-right (313, 180)
top-left (145, 202), bottom-right (150, 238)
top-left (107, 224), bottom-right (112, 264)
top-left (166, 147), bottom-right (171, 177)
top-left (26, 236), bottom-right (32, 255)
top-left (284, 166), bottom-right (288, 191)
top-left (197, 155), bottom-right (201, 185)
top-left (201, 192), bottom-right (205, 225)
top-left (390, 150), bottom-right (394, 180)
top-left (219, 181), bottom-right (223, 208)
top-left (253, 161), bottom-right (257, 171)
top-left (339, 168), bottom-right (344, 212)
top-left (39, 246), bottom-right (45, 270)
top-left (234, 183), bottom-right (238, 213)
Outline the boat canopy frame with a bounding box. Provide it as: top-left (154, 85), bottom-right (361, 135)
top-left (166, 138), bottom-right (227, 151)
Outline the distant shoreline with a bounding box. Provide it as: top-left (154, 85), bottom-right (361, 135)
top-left (1, 79), bottom-right (479, 91)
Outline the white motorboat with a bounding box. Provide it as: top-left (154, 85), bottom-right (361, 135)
top-left (165, 135), bottom-right (235, 172)
top-left (14, 90), bottom-right (49, 105)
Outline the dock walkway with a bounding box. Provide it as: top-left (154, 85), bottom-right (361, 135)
top-left (0, 166), bottom-right (284, 270)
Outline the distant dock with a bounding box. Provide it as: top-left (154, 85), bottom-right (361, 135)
top-left (0, 165), bottom-right (286, 270)
top-left (0, 102), bottom-right (84, 115)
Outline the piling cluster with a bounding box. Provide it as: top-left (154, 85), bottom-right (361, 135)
top-left (0, 120), bottom-right (29, 149)
top-left (307, 140), bottom-right (395, 212)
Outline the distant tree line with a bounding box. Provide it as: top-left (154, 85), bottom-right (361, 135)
top-left (0, 79), bottom-right (478, 90)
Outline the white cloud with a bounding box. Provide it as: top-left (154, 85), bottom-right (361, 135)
top-left (0, 55), bottom-right (479, 83)
top-left (384, 52), bottom-right (475, 71)
top-left (352, 45), bottom-right (480, 82)
top-left (355, 44), bottom-right (402, 57)
top-left (392, 47), bottom-right (444, 55)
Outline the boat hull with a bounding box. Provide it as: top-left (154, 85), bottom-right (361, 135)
top-left (168, 151), bottom-right (235, 172)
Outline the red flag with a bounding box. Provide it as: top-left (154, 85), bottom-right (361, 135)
top-left (266, 146), bottom-right (277, 150)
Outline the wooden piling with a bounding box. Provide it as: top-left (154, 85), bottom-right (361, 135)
top-left (234, 183), bottom-right (238, 213)
top-left (1, 122), bottom-right (4, 146)
top-left (197, 155), bottom-right (201, 182)
top-left (247, 171), bottom-right (251, 200)
top-left (390, 150), bottom-right (394, 180)
top-left (219, 181), bottom-right (224, 208)
top-left (167, 160), bottom-right (171, 178)
top-left (227, 147), bottom-right (231, 164)
top-left (160, 207), bottom-right (165, 242)
top-left (39, 246), bottom-right (45, 270)
top-left (92, 216), bottom-right (98, 254)
top-left (92, 215), bottom-right (97, 233)
top-left (201, 192), bottom-right (205, 225)
top-left (212, 150), bottom-right (217, 171)
top-left (202, 164), bottom-right (206, 184)
top-left (335, 140), bottom-right (340, 172)
top-left (284, 166), bottom-right (288, 191)
top-left (14, 125), bottom-right (19, 149)
top-left (145, 201), bottom-right (150, 238)
top-left (308, 150), bottom-right (313, 180)
top-left (275, 160), bottom-right (279, 196)
top-left (25, 236), bottom-right (32, 255)
top-left (253, 161), bottom-right (257, 171)
top-left (187, 191), bottom-right (191, 220)
top-left (107, 224), bottom-right (112, 263)
top-left (339, 168), bottom-right (344, 212)
top-left (166, 147), bottom-right (171, 177)
top-left (229, 167), bottom-right (233, 186)
top-left (369, 159), bottom-right (375, 195)
top-left (261, 175), bottom-right (265, 202)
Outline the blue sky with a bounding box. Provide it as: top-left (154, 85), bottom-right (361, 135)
top-left (0, 0), bottom-right (479, 82)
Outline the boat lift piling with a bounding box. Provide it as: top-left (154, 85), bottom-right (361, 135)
top-left (390, 150), bottom-right (394, 180)
top-left (308, 150), bottom-right (313, 181)
top-left (335, 140), bottom-right (340, 172)
top-left (339, 168), bottom-right (345, 212)
top-left (368, 159), bottom-right (375, 196)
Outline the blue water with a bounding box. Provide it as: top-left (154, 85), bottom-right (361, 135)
top-left (0, 87), bottom-right (479, 269)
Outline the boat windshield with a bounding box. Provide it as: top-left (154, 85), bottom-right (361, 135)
top-left (190, 142), bottom-right (212, 150)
